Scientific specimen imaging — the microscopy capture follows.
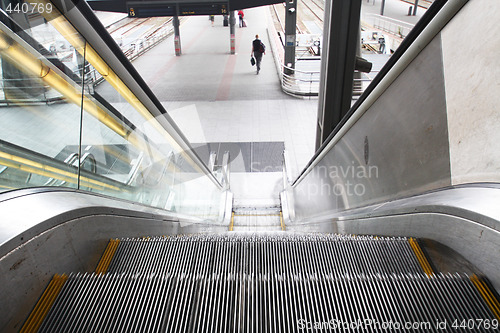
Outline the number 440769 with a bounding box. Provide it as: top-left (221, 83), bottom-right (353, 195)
top-left (452, 319), bottom-right (499, 330)
top-left (5, 2), bottom-right (53, 14)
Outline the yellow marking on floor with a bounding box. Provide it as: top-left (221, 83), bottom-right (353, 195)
top-left (280, 211), bottom-right (285, 231)
top-left (95, 239), bottom-right (120, 274)
top-left (408, 238), bottom-right (434, 276)
top-left (20, 274), bottom-right (68, 333)
top-left (471, 275), bottom-right (500, 320)
top-left (229, 212), bottom-right (235, 231)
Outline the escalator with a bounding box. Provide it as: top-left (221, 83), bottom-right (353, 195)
top-left (1, 0), bottom-right (500, 332)
top-left (21, 234), bottom-right (500, 332)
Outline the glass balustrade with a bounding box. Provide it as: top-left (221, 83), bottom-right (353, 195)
top-left (0, 0), bottom-right (223, 220)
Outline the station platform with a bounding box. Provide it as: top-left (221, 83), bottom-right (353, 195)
top-left (96, 6), bottom-right (318, 206)
top-left (362, 0), bottom-right (428, 25)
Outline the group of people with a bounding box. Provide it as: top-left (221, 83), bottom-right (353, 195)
top-left (210, 11), bottom-right (246, 28)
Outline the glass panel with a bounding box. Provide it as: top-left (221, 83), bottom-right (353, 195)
top-left (82, 41), bottom-right (222, 218)
top-left (0, 6), bottom-right (84, 191)
top-left (0, 0), bottom-right (223, 220)
top-left (0, 0), bottom-right (221, 219)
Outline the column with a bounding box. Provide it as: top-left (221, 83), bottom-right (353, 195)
top-left (173, 14), bottom-right (181, 56)
top-left (229, 10), bottom-right (235, 54)
top-left (284, 0), bottom-right (297, 75)
top-left (315, 0), bottom-right (362, 149)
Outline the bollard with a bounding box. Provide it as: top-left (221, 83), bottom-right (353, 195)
top-left (408, 6), bottom-right (412, 16)
top-left (230, 34), bottom-right (235, 54)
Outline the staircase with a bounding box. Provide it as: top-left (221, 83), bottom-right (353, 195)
top-left (21, 233), bottom-right (500, 332)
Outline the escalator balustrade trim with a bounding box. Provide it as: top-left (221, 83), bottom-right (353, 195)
top-left (471, 274), bottom-right (500, 321)
top-left (19, 274), bottom-right (68, 333)
top-left (95, 239), bottom-right (120, 274)
top-left (409, 237), bottom-right (434, 276)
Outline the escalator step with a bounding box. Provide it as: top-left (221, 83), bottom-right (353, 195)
top-left (34, 272), bottom-right (500, 332)
top-left (106, 234), bottom-right (427, 276)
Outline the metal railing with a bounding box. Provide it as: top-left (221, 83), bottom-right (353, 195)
top-left (368, 14), bottom-right (415, 39)
top-left (281, 64), bottom-right (321, 97)
top-left (91, 18), bottom-right (175, 86)
top-left (281, 61), bottom-right (377, 98)
top-left (123, 18), bottom-right (174, 61)
top-left (267, 12), bottom-right (375, 98)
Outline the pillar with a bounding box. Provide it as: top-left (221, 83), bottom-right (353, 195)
top-left (315, 0), bottom-right (362, 149)
top-left (284, 0), bottom-right (297, 75)
top-left (173, 14), bottom-right (181, 56)
top-left (229, 10), bottom-right (235, 54)
top-left (413, 0), bottom-right (419, 15)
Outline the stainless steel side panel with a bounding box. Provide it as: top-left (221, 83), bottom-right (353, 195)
top-left (292, 36), bottom-right (450, 221)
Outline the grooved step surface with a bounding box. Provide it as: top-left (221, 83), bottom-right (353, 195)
top-left (107, 234), bottom-right (424, 275)
top-left (37, 273), bottom-right (499, 333)
top-left (30, 234), bottom-right (500, 332)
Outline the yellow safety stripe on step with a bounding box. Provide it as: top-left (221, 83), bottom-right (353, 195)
top-left (408, 238), bottom-right (434, 276)
top-left (95, 239), bottom-right (120, 274)
top-left (229, 212), bottom-right (235, 231)
top-left (471, 275), bottom-right (500, 320)
top-left (280, 211), bottom-right (285, 231)
top-left (20, 274), bottom-right (68, 333)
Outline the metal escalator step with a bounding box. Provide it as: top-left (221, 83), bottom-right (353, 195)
top-left (35, 273), bottom-right (500, 332)
top-left (106, 234), bottom-right (426, 275)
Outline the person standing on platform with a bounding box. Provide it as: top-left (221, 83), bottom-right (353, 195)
top-left (238, 10), bottom-right (244, 27)
top-left (252, 35), bottom-right (266, 74)
top-left (210, 15), bottom-right (214, 26)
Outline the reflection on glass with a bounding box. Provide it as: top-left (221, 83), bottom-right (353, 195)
top-left (0, 0), bottom-right (223, 220)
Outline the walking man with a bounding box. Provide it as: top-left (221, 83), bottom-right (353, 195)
top-left (251, 35), bottom-right (266, 74)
